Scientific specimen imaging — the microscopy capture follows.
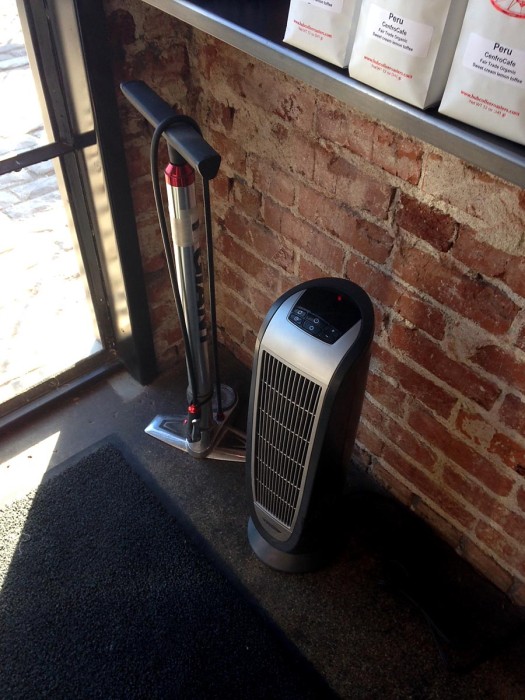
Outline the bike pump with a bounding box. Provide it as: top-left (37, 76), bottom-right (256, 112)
top-left (121, 81), bottom-right (245, 462)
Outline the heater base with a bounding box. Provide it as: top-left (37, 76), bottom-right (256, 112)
top-left (247, 518), bottom-right (329, 573)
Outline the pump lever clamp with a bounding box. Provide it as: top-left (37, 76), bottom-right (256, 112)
top-left (120, 80), bottom-right (221, 180)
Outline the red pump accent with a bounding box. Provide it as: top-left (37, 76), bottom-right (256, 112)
top-left (165, 162), bottom-right (195, 188)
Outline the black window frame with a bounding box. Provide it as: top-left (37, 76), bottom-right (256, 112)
top-left (0, 0), bottom-right (157, 429)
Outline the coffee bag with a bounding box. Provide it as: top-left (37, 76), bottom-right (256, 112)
top-left (439, 0), bottom-right (525, 146)
top-left (283, 0), bottom-right (361, 68)
top-left (348, 0), bottom-right (469, 108)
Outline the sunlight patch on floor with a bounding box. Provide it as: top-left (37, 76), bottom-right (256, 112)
top-left (0, 431), bottom-right (61, 510)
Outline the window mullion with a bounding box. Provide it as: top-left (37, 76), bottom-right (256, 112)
top-left (0, 131), bottom-right (96, 176)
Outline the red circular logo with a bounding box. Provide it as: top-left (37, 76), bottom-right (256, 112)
top-left (490, 0), bottom-right (525, 17)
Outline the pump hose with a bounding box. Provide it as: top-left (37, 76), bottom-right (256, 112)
top-left (202, 177), bottom-right (223, 419)
top-left (150, 116), bottom-right (200, 409)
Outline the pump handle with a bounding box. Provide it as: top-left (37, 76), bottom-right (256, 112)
top-left (120, 80), bottom-right (221, 180)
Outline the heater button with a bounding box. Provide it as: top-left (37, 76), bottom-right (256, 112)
top-left (319, 326), bottom-right (342, 344)
top-left (288, 308), bottom-right (342, 342)
top-left (289, 312), bottom-right (305, 327)
top-left (303, 321), bottom-right (320, 334)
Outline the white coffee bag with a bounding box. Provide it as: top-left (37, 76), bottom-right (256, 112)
top-left (283, 0), bottom-right (361, 68)
top-left (348, 0), bottom-right (469, 109)
top-left (439, 0), bottom-right (525, 146)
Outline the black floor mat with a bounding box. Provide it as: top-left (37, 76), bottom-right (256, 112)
top-left (0, 442), bottom-right (337, 699)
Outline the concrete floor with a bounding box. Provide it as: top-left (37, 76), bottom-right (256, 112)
top-left (1, 353), bottom-right (525, 699)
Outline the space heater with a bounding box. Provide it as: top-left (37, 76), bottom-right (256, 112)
top-left (246, 278), bottom-right (374, 572)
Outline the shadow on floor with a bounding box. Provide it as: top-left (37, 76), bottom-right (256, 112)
top-left (1, 349), bottom-right (524, 698)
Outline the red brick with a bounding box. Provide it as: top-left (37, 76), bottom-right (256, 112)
top-left (218, 227), bottom-right (288, 287)
top-left (221, 309), bottom-right (245, 346)
top-left (380, 443), bottom-right (476, 530)
top-left (495, 510), bottom-right (525, 546)
top-left (489, 433), bottom-right (525, 471)
top-left (452, 226), bottom-right (525, 299)
top-left (249, 156), bottom-right (295, 207)
top-left (456, 408), bottom-right (493, 448)
top-left (280, 210), bottom-right (346, 272)
top-left (475, 521), bottom-right (525, 578)
top-left (390, 323), bottom-right (501, 411)
top-left (371, 461), bottom-right (415, 505)
top-left (362, 401), bottom-right (437, 468)
top-left (471, 345), bottom-right (525, 394)
top-left (231, 179), bottom-right (261, 219)
top-left (317, 98), bottom-right (375, 160)
top-left (395, 194), bottom-right (456, 252)
top-left (443, 466), bottom-right (500, 520)
top-left (216, 259), bottom-right (245, 298)
top-left (195, 35), bottom-right (219, 81)
top-left (224, 58), bottom-right (317, 133)
top-left (518, 325), bottom-right (525, 353)
top-left (107, 9), bottom-right (136, 48)
top-left (220, 285), bottom-right (263, 334)
top-left (346, 257), bottom-right (446, 340)
top-left (392, 241), bottom-right (519, 335)
top-left (366, 371), bottom-right (408, 417)
top-left (408, 407), bottom-right (515, 497)
top-left (370, 125), bottom-right (423, 185)
top-left (210, 172), bottom-right (232, 202)
top-left (349, 219), bottom-right (394, 264)
top-left (208, 129), bottom-right (247, 178)
top-left (222, 207), bottom-right (295, 273)
top-left (313, 146), bottom-right (394, 219)
top-left (297, 256), bottom-right (327, 281)
top-left (297, 185), bottom-right (394, 263)
top-left (297, 184), bottom-right (355, 238)
top-left (262, 197), bottom-right (285, 235)
top-left (373, 345), bottom-right (456, 418)
top-left (205, 95), bottom-right (236, 133)
top-left (260, 122), bottom-right (315, 180)
top-left (518, 487), bottom-right (525, 513)
top-left (356, 421), bottom-right (386, 460)
top-left (500, 393), bottom-right (525, 434)
top-left (252, 285), bottom-right (279, 320)
top-left (422, 153), bottom-right (525, 230)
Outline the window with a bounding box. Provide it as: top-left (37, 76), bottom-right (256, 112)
top-left (0, 0), bottom-right (156, 426)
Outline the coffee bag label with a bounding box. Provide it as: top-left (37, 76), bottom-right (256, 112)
top-left (462, 33), bottom-right (525, 89)
top-left (349, 0), bottom-right (468, 108)
top-left (439, 0), bottom-right (525, 146)
top-left (305, 0), bottom-right (344, 13)
top-left (365, 4), bottom-right (434, 58)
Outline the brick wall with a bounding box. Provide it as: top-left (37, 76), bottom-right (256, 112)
top-left (104, 0), bottom-right (525, 605)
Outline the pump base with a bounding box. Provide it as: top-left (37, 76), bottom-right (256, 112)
top-left (145, 384), bottom-right (245, 462)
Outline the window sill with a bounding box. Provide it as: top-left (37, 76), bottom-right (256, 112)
top-left (143, 0), bottom-right (525, 189)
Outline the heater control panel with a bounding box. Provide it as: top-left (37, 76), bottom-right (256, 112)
top-left (287, 287), bottom-right (361, 344)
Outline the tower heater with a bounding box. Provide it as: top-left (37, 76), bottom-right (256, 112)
top-left (246, 278), bottom-right (374, 572)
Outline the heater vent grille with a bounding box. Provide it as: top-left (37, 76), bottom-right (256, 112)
top-left (253, 351), bottom-right (322, 529)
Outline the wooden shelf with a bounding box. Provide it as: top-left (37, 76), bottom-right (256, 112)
top-left (143, 0), bottom-right (525, 189)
